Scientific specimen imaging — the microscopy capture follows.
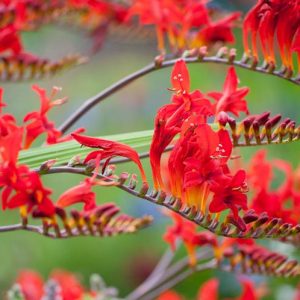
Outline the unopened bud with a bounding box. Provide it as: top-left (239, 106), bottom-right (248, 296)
top-left (39, 159), bottom-right (56, 173)
top-left (198, 46), bottom-right (208, 61)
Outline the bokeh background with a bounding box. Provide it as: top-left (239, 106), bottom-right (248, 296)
top-left (0, 0), bottom-right (299, 299)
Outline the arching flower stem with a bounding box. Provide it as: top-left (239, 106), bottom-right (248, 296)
top-left (58, 51), bottom-right (300, 134)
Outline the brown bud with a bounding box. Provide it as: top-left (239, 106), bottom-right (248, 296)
top-left (243, 210), bottom-right (259, 224)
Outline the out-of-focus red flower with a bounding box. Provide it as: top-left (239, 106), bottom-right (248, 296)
top-left (194, 12), bottom-right (241, 48)
top-left (197, 278), bottom-right (218, 300)
top-left (128, 0), bottom-right (181, 51)
top-left (197, 277), bottom-right (260, 300)
top-left (295, 284), bottom-right (300, 300)
top-left (50, 270), bottom-right (85, 300)
top-left (17, 270), bottom-right (44, 300)
top-left (164, 212), bottom-right (217, 266)
top-left (72, 133), bottom-right (147, 183)
top-left (129, 0), bottom-right (239, 52)
top-left (243, 0), bottom-right (300, 69)
top-left (157, 290), bottom-right (182, 300)
top-left (243, 0), bottom-right (280, 63)
top-left (248, 150), bottom-right (299, 224)
top-left (0, 25), bottom-right (23, 55)
top-left (247, 150), bottom-right (272, 191)
top-left (68, 0), bottom-right (129, 51)
top-left (176, 1), bottom-right (209, 49)
top-left (207, 67), bottom-right (249, 117)
top-left (237, 279), bottom-right (259, 300)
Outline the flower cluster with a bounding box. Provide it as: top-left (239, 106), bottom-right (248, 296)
top-left (0, 0), bottom-right (129, 54)
top-left (0, 83), bottom-right (154, 241)
top-left (0, 1), bottom-right (131, 80)
top-left (243, 0), bottom-right (300, 71)
top-left (164, 212), bottom-right (217, 266)
top-left (67, 0), bottom-right (129, 51)
top-left (150, 60), bottom-right (250, 230)
top-left (0, 86), bottom-right (76, 218)
top-left (0, 85), bottom-right (148, 229)
top-left (128, 0), bottom-right (240, 53)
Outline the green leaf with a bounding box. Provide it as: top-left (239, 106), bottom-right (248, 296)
top-left (19, 117), bottom-right (300, 169)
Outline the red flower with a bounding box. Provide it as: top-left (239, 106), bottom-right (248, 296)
top-left (175, 1), bottom-right (210, 49)
top-left (197, 278), bottom-right (218, 300)
top-left (237, 279), bottom-right (259, 300)
top-left (50, 270), bottom-right (84, 300)
top-left (69, 0), bottom-right (128, 51)
top-left (150, 60), bottom-right (212, 190)
top-left (0, 126), bottom-right (23, 164)
top-left (209, 170), bottom-right (248, 230)
top-left (0, 127), bottom-right (27, 212)
top-left (0, 25), bottom-right (23, 56)
top-left (243, 1), bottom-right (300, 69)
top-left (207, 67), bottom-right (249, 117)
top-left (247, 150), bottom-right (272, 191)
top-left (248, 150), bottom-right (298, 224)
top-left (128, 0), bottom-right (181, 51)
top-left (17, 270), bottom-right (44, 300)
top-left (72, 133), bottom-right (147, 183)
top-left (4, 170), bottom-right (55, 217)
top-left (23, 85), bottom-right (68, 148)
top-left (170, 59), bottom-right (190, 94)
top-left (194, 12), bottom-right (240, 48)
top-left (165, 212), bottom-right (217, 266)
top-left (168, 122), bottom-right (232, 212)
top-left (56, 178), bottom-right (96, 211)
top-left (157, 290), bottom-right (182, 300)
top-left (0, 88), bottom-right (18, 138)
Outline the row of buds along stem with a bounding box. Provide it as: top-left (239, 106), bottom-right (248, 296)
top-left (0, 1), bottom-right (69, 29)
top-left (115, 171), bottom-right (300, 241)
top-left (218, 111), bottom-right (300, 147)
top-left (26, 202), bottom-right (153, 239)
top-left (155, 46), bottom-right (300, 85)
top-left (0, 54), bottom-right (86, 81)
top-left (223, 243), bottom-right (300, 278)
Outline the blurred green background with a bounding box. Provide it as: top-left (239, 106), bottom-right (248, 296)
top-left (0, 1), bottom-right (299, 299)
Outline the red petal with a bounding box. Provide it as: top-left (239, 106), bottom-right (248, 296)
top-left (171, 60), bottom-right (190, 93)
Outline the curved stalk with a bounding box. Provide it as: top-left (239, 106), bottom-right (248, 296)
top-left (33, 166), bottom-right (300, 243)
top-left (126, 249), bottom-right (212, 300)
top-left (137, 260), bottom-right (217, 300)
top-left (58, 53), bottom-right (300, 133)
